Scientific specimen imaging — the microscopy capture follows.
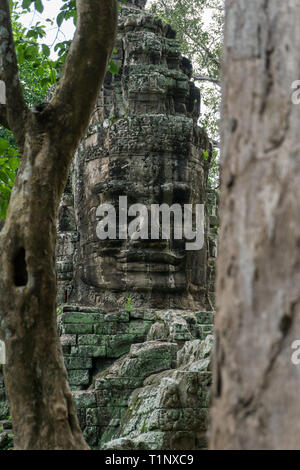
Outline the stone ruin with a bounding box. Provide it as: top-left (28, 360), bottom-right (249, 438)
top-left (0, 0), bottom-right (218, 450)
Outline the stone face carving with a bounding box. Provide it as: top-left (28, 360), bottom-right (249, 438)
top-left (56, 0), bottom-right (213, 312)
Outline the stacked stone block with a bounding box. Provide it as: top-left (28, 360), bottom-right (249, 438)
top-left (103, 336), bottom-right (213, 450)
top-left (56, 306), bottom-right (214, 449)
top-left (58, 305), bottom-right (154, 390)
top-left (0, 306), bottom-right (214, 449)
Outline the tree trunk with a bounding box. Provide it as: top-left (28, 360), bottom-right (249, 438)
top-left (211, 0), bottom-right (300, 449)
top-left (0, 0), bottom-right (117, 450)
top-left (0, 121), bottom-right (88, 449)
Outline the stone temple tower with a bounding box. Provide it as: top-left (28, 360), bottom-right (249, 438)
top-left (56, 0), bottom-right (214, 312)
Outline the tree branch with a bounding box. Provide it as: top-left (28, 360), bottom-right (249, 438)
top-left (0, 1), bottom-right (28, 149)
top-left (194, 75), bottom-right (221, 86)
top-left (181, 24), bottom-right (221, 70)
top-left (50, 0), bottom-right (118, 146)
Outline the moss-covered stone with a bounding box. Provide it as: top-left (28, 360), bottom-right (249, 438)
top-left (105, 312), bottom-right (129, 322)
top-left (68, 369), bottom-right (90, 386)
top-left (86, 408), bottom-right (99, 426)
top-left (83, 426), bottom-right (99, 447)
top-left (106, 334), bottom-right (137, 358)
top-left (78, 335), bottom-right (106, 346)
top-left (78, 345), bottom-right (107, 358)
top-left (95, 322), bottom-right (129, 335)
top-left (62, 324), bottom-right (94, 334)
top-left (64, 356), bottom-right (92, 370)
top-left (73, 391), bottom-right (97, 409)
top-left (60, 312), bottom-right (105, 324)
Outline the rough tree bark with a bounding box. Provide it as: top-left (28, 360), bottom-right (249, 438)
top-left (211, 0), bottom-right (300, 449)
top-left (0, 0), bottom-right (117, 450)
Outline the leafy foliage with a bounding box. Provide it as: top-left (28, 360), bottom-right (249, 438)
top-left (0, 137), bottom-right (19, 220)
top-left (0, 0), bottom-right (121, 220)
top-left (125, 298), bottom-right (133, 313)
top-left (0, 1), bottom-right (58, 219)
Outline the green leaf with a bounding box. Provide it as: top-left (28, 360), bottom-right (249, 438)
top-left (0, 170), bottom-right (9, 185)
top-left (26, 29), bottom-right (38, 39)
top-left (41, 77), bottom-right (51, 87)
top-left (108, 60), bottom-right (120, 75)
top-left (73, 10), bottom-right (78, 26)
top-left (0, 138), bottom-right (10, 153)
top-left (203, 150), bottom-right (209, 161)
top-left (6, 147), bottom-right (18, 157)
top-left (8, 157), bottom-right (19, 172)
top-left (49, 68), bottom-right (57, 84)
top-left (34, 0), bottom-right (44, 13)
top-left (24, 45), bottom-right (38, 59)
top-left (0, 200), bottom-right (9, 220)
top-left (4, 169), bottom-right (16, 185)
top-left (0, 184), bottom-right (11, 198)
top-left (22, 0), bottom-right (33, 9)
top-left (42, 44), bottom-right (50, 57)
top-left (56, 11), bottom-right (65, 28)
top-left (16, 45), bottom-right (25, 65)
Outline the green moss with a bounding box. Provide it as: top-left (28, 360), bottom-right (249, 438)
top-left (141, 420), bottom-right (148, 433)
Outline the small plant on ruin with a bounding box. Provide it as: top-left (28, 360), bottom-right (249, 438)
top-left (56, 306), bottom-right (63, 316)
top-left (125, 298), bottom-right (133, 313)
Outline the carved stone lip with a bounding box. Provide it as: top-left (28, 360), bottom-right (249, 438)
top-left (116, 250), bottom-right (185, 265)
top-left (118, 263), bottom-right (182, 273)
